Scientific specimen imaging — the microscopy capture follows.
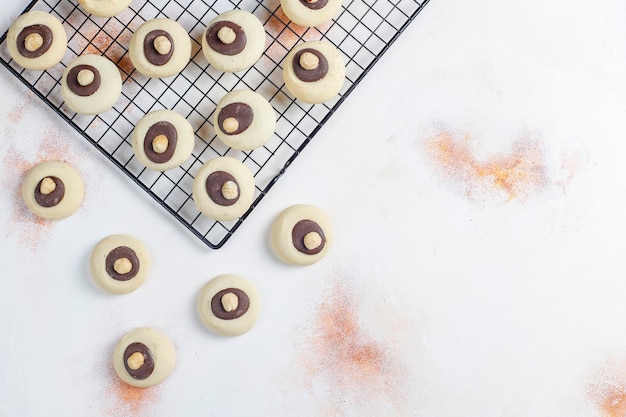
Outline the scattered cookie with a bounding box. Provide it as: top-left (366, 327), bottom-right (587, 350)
top-left (89, 234), bottom-right (151, 295)
top-left (61, 54), bottom-right (122, 115)
top-left (201, 10), bottom-right (265, 73)
top-left (113, 328), bottom-right (176, 388)
top-left (192, 156), bottom-right (255, 221)
top-left (270, 204), bottom-right (333, 265)
top-left (21, 161), bottom-right (84, 220)
top-left (280, 0), bottom-right (343, 27)
top-left (131, 109), bottom-right (195, 171)
top-left (78, 0), bottom-right (133, 18)
top-left (128, 18), bottom-right (192, 78)
top-left (283, 40), bottom-right (345, 104)
top-left (197, 274), bottom-right (260, 337)
top-left (214, 89), bottom-right (276, 151)
top-left (6, 11), bottom-right (67, 70)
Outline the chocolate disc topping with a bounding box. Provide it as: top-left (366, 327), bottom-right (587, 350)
top-left (210, 288), bottom-right (250, 320)
top-left (205, 171), bottom-right (240, 206)
top-left (105, 246), bottom-right (140, 281)
top-left (293, 48), bottom-right (329, 82)
top-left (123, 342), bottom-right (155, 380)
top-left (34, 176), bottom-right (65, 207)
top-left (217, 102), bottom-right (253, 135)
top-left (143, 121), bottom-right (178, 164)
top-left (17, 24), bottom-right (53, 59)
top-left (66, 64), bottom-right (101, 97)
top-left (299, 0), bottom-right (329, 10)
top-left (206, 21), bottom-right (246, 56)
top-left (292, 219), bottom-right (325, 255)
top-left (143, 30), bottom-right (174, 66)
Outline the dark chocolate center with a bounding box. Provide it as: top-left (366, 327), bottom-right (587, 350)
top-left (17, 24), bottom-right (53, 59)
top-left (210, 288), bottom-right (250, 320)
top-left (292, 219), bottom-right (325, 255)
top-left (66, 64), bottom-right (101, 97)
top-left (143, 121), bottom-right (178, 164)
top-left (206, 21), bottom-right (246, 56)
top-left (293, 48), bottom-right (329, 82)
top-left (298, 0), bottom-right (329, 10)
top-left (105, 246), bottom-right (140, 281)
top-left (143, 30), bottom-right (174, 66)
top-left (34, 176), bottom-right (65, 208)
top-left (217, 102), bottom-right (253, 135)
top-left (205, 171), bottom-right (240, 207)
top-left (123, 342), bottom-right (155, 380)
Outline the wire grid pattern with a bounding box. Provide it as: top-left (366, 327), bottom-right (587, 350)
top-left (0, 0), bottom-right (429, 248)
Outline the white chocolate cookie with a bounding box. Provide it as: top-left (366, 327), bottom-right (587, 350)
top-left (283, 41), bottom-right (345, 104)
top-left (201, 10), bottom-right (265, 73)
top-left (78, 0), bottom-right (133, 18)
top-left (280, 0), bottom-right (343, 27)
top-left (128, 18), bottom-right (192, 78)
top-left (113, 328), bottom-right (176, 388)
top-left (89, 234), bottom-right (151, 295)
top-left (214, 89), bottom-right (276, 151)
top-left (270, 204), bottom-right (333, 265)
top-left (61, 54), bottom-right (122, 115)
top-left (197, 274), bottom-right (260, 337)
top-left (192, 157), bottom-right (255, 221)
top-left (131, 109), bottom-right (194, 171)
top-left (7, 11), bottom-right (67, 70)
top-left (21, 161), bottom-right (84, 220)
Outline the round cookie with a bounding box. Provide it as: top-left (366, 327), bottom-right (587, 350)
top-left (113, 328), bottom-right (176, 388)
top-left (201, 10), bottom-right (265, 73)
top-left (89, 234), bottom-right (151, 295)
top-left (197, 274), bottom-right (260, 337)
top-left (192, 156), bottom-right (255, 221)
top-left (270, 204), bottom-right (333, 265)
top-left (61, 54), bottom-right (122, 115)
top-left (21, 161), bottom-right (84, 220)
top-left (213, 89), bottom-right (276, 151)
top-left (78, 0), bottom-right (133, 18)
top-left (128, 18), bottom-right (192, 78)
top-left (280, 0), bottom-right (343, 27)
top-left (131, 109), bottom-right (194, 171)
top-left (283, 40), bottom-right (345, 104)
top-left (6, 11), bottom-right (67, 70)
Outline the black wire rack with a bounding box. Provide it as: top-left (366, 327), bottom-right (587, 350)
top-left (0, 0), bottom-right (430, 248)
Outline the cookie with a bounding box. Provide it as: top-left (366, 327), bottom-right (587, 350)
top-left (131, 109), bottom-right (195, 171)
top-left (61, 54), bottom-right (122, 115)
top-left (283, 41), bottom-right (345, 104)
top-left (89, 234), bottom-right (151, 295)
top-left (21, 161), bottom-right (84, 220)
top-left (113, 328), bottom-right (176, 388)
top-left (201, 10), bottom-right (265, 73)
top-left (214, 89), bottom-right (276, 151)
top-left (192, 156), bottom-right (255, 221)
top-left (128, 18), bottom-right (192, 78)
top-left (78, 0), bottom-right (133, 18)
top-left (270, 204), bottom-right (334, 265)
top-left (6, 11), bottom-right (67, 70)
top-left (280, 0), bottom-right (343, 27)
top-left (197, 274), bottom-right (260, 337)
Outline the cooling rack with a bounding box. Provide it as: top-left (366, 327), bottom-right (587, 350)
top-left (0, 0), bottom-right (430, 248)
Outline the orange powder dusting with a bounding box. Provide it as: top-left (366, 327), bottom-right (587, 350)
top-left (7, 104), bottom-right (26, 124)
top-left (589, 368), bottom-right (626, 417)
top-left (426, 130), bottom-right (547, 200)
top-left (106, 377), bottom-right (160, 416)
top-left (86, 31), bottom-right (114, 55)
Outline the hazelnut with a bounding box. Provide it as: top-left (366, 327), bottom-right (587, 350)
top-left (126, 351), bottom-right (145, 370)
top-left (39, 177), bottom-right (56, 195)
top-left (222, 117), bottom-right (239, 134)
top-left (221, 292), bottom-right (239, 312)
top-left (299, 51), bottom-right (319, 71)
top-left (77, 69), bottom-right (95, 87)
top-left (113, 257), bottom-right (133, 275)
top-left (153, 35), bottom-right (172, 55)
top-left (217, 26), bottom-right (236, 45)
top-left (152, 134), bottom-right (169, 154)
top-left (303, 231), bottom-right (322, 251)
top-left (24, 33), bottom-right (44, 52)
top-left (221, 180), bottom-right (239, 200)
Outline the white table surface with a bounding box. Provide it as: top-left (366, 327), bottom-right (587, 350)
top-left (2, 0), bottom-right (626, 416)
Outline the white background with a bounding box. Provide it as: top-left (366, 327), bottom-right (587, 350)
top-left (2, 0), bottom-right (626, 416)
